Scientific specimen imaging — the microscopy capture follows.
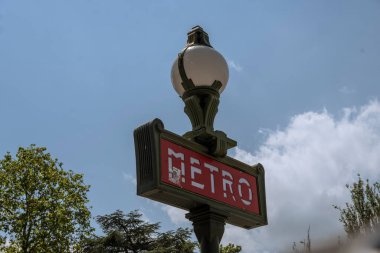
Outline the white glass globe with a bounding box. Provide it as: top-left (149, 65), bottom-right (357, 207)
top-left (171, 45), bottom-right (229, 96)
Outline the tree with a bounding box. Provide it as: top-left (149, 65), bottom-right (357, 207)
top-left (334, 175), bottom-right (380, 238)
top-left (220, 243), bottom-right (242, 253)
top-left (83, 210), bottom-right (197, 253)
top-left (95, 210), bottom-right (159, 252)
top-left (148, 227), bottom-right (196, 253)
top-left (0, 145), bottom-right (92, 253)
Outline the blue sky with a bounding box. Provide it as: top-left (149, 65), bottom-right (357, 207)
top-left (1, 1), bottom-right (380, 252)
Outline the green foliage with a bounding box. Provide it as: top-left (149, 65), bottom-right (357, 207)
top-left (97, 209), bottom-right (159, 252)
top-left (334, 175), bottom-right (380, 238)
top-left (83, 210), bottom-right (196, 253)
top-left (220, 243), bottom-right (242, 253)
top-left (0, 145), bottom-right (92, 253)
top-left (148, 227), bottom-right (196, 253)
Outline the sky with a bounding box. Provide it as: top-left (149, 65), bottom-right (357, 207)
top-left (1, 1), bottom-right (380, 252)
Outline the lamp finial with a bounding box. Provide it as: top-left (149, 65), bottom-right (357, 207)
top-left (187, 26), bottom-right (212, 47)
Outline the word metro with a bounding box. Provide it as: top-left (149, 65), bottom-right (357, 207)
top-left (161, 139), bottom-right (259, 214)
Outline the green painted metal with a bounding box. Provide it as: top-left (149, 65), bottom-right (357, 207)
top-left (186, 205), bottom-right (227, 253)
top-left (186, 25), bottom-right (212, 47)
top-left (182, 86), bottom-right (236, 157)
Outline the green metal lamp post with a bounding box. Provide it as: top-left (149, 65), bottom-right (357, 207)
top-left (171, 26), bottom-right (237, 158)
top-left (171, 26), bottom-right (236, 253)
top-left (134, 25), bottom-right (267, 253)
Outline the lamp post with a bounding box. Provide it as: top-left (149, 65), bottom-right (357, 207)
top-left (171, 26), bottom-right (235, 253)
top-left (134, 25), bottom-right (267, 253)
top-left (171, 26), bottom-right (236, 158)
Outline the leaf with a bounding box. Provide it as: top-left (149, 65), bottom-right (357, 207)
top-left (0, 145), bottom-right (93, 252)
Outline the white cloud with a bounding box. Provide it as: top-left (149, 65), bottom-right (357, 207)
top-left (137, 210), bottom-right (151, 223)
top-left (221, 100), bottom-right (380, 253)
top-left (159, 100), bottom-right (380, 252)
top-left (339, 86), bottom-right (355, 94)
top-left (122, 172), bottom-right (137, 186)
top-left (227, 60), bottom-right (243, 72)
top-left (161, 205), bottom-right (188, 225)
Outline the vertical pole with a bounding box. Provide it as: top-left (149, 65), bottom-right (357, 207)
top-left (186, 205), bottom-right (227, 253)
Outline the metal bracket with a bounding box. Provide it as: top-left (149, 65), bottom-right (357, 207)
top-left (182, 86), bottom-right (237, 157)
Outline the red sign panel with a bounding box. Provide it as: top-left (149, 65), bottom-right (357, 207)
top-left (161, 138), bottom-right (260, 214)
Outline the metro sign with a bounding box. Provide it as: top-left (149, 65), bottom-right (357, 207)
top-left (134, 119), bottom-right (267, 229)
top-left (161, 139), bottom-right (259, 214)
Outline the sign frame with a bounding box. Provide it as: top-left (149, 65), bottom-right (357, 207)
top-left (134, 118), bottom-right (267, 229)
